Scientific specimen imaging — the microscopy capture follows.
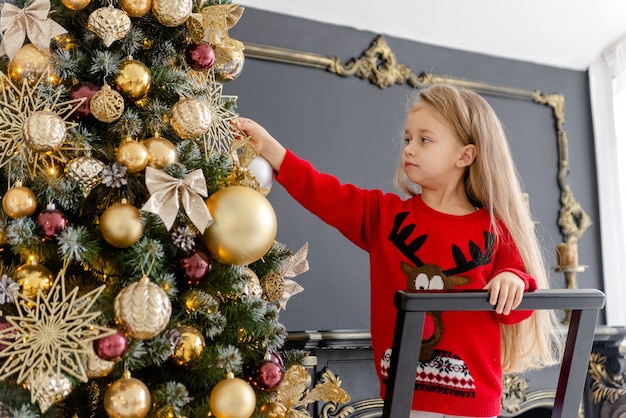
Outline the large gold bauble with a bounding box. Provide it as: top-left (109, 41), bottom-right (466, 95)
top-left (90, 84), bottom-right (125, 123)
top-left (171, 326), bottom-right (205, 366)
top-left (116, 140), bottom-right (150, 173)
top-left (14, 261), bottom-right (54, 299)
top-left (170, 98), bottom-right (212, 140)
top-left (2, 186), bottom-right (37, 219)
top-left (210, 373), bottom-right (256, 418)
top-left (120, 0), bottom-right (152, 17)
top-left (61, 0), bottom-right (91, 11)
top-left (23, 110), bottom-right (67, 153)
top-left (114, 276), bottom-right (172, 339)
top-left (99, 202), bottom-right (144, 248)
top-left (151, 0), bottom-right (192, 27)
top-left (201, 186), bottom-right (277, 266)
top-left (114, 59), bottom-right (151, 101)
top-left (142, 134), bottom-right (178, 168)
top-left (104, 371), bottom-right (151, 418)
top-left (88, 6), bottom-right (132, 48)
top-left (8, 44), bottom-right (58, 87)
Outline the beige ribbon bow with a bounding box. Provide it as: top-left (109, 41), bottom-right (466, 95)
top-left (142, 167), bottom-right (213, 232)
top-left (0, 0), bottom-right (67, 60)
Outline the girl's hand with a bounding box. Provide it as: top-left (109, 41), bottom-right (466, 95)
top-left (233, 118), bottom-right (286, 170)
top-left (483, 271), bottom-right (525, 315)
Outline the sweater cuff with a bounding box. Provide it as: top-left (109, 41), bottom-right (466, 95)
top-left (492, 268), bottom-right (538, 292)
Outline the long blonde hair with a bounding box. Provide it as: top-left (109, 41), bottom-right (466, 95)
top-left (394, 84), bottom-right (562, 372)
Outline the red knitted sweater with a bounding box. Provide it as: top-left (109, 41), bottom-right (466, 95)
top-left (275, 150), bottom-right (536, 417)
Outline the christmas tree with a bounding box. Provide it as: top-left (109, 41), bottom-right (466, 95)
top-left (0, 1), bottom-right (342, 417)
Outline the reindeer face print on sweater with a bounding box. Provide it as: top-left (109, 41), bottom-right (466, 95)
top-left (380, 211), bottom-right (495, 397)
top-left (400, 262), bottom-right (470, 361)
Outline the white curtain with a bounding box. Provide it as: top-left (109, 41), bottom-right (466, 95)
top-left (588, 37), bottom-right (626, 326)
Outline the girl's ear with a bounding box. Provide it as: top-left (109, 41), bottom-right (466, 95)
top-left (458, 144), bottom-right (477, 167)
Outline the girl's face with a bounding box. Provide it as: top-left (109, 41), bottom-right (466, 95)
top-left (402, 105), bottom-right (469, 189)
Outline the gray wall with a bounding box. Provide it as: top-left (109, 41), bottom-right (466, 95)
top-left (229, 8), bottom-right (602, 332)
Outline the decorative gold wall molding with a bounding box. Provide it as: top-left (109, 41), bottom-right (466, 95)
top-left (243, 35), bottom-right (591, 288)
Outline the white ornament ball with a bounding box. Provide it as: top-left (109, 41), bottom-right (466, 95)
top-left (248, 156), bottom-right (274, 191)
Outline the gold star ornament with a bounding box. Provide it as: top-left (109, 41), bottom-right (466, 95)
top-left (0, 271), bottom-right (115, 411)
top-left (0, 70), bottom-right (88, 177)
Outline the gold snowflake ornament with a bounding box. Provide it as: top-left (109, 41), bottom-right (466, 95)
top-left (187, 69), bottom-right (238, 157)
top-left (0, 70), bottom-right (89, 177)
top-left (0, 271), bottom-right (114, 410)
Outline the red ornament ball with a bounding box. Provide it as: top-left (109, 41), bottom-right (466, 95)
top-left (185, 42), bottom-right (215, 71)
top-left (269, 351), bottom-right (284, 369)
top-left (94, 329), bottom-right (128, 361)
top-left (180, 249), bottom-right (212, 285)
top-left (246, 359), bottom-right (284, 391)
top-left (37, 207), bottom-right (68, 239)
top-left (70, 81), bottom-right (99, 120)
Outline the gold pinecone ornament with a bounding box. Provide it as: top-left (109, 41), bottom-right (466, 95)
top-left (114, 276), bottom-right (172, 339)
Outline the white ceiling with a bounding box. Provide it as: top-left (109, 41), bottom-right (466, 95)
top-left (237, 0), bottom-right (626, 71)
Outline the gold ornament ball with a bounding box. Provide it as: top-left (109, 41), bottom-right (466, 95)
top-left (142, 134), bottom-right (178, 168)
top-left (114, 277), bottom-right (172, 339)
top-left (242, 267), bottom-right (262, 297)
top-left (120, 0), bottom-right (152, 17)
top-left (115, 59), bottom-right (151, 101)
top-left (99, 202), bottom-right (144, 248)
top-left (15, 261), bottom-right (54, 299)
top-left (171, 326), bottom-right (205, 366)
top-left (86, 348), bottom-right (116, 378)
top-left (210, 373), bottom-right (256, 418)
top-left (90, 84), bottom-right (125, 123)
top-left (104, 371), bottom-right (151, 418)
top-left (170, 98), bottom-right (212, 140)
top-left (201, 186), bottom-right (277, 266)
top-left (2, 186), bottom-right (37, 219)
top-left (116, 140), bottom-right (150, 173)
top-left (8, 44), bottom-right (59, 87)
top-left (261, 403), bottom-right (287, 418)
top-left (23, 110), bottom-right (67, 153)
top-left (61, 0), bottom-right (91, 11)
top-left (151, 0), bottom-right (193, 27)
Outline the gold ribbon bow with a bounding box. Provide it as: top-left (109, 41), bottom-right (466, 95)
top-left (276, 243), bottom-right (308, 310)
top-left (228, 137), bottom-right (269, 193)
top-left (141, 167), bottom-right (213, 232)
top-left (0, 0), bottom-right (67, 60)
top-left (187, 4), bottom-right (244, 44)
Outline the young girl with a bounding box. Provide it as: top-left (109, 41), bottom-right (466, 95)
top-left (234, 84), bottom-right (561, 418)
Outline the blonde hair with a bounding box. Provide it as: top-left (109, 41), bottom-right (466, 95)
top-left (394, 84), bottom-right (562, 372)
